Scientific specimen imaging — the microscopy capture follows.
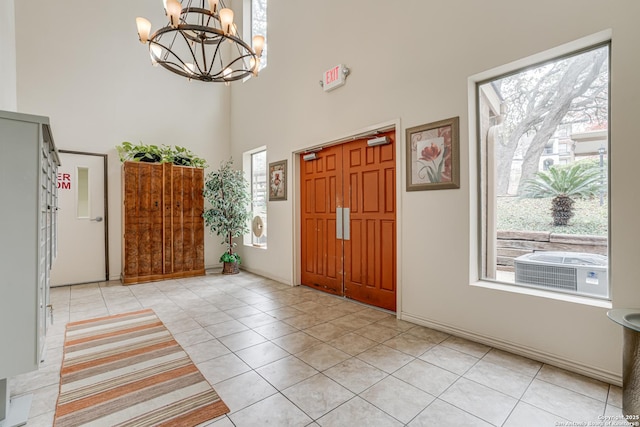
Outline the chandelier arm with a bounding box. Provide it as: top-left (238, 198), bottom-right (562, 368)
top-left (176, 28), bottom-right (206, 74)
top-left (149, 39), bottom-right (192, 72)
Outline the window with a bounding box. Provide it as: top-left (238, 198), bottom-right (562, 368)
top-left (251, 0), bottom-right (267, 70)
top-left (76, 167), bottom-right (89, 218)
top-left (244, 148), bottom-right (267, 247)
top-left (477, 42), bottom-right (609, 299)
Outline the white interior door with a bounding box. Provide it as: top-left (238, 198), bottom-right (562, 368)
top-left (50, 152), bottom-right (107, 286)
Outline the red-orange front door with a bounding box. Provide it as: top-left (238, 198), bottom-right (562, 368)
top-left (300, 130), bottom-right (396, 311)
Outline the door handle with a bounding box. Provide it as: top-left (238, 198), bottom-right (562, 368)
top-left (336, 207), bottom-right (343, 239)
top-left (90, 216), bottom-right (103, 222)
top-left (343, 208), bottom-right (350, 241)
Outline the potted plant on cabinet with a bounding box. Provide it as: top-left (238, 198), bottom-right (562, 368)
top-left (116, 141), bottom-right (163, 163)
top-left (162, 145), bottom-right (208, 168)
top-left (203, 159), bottom-right (251, 274)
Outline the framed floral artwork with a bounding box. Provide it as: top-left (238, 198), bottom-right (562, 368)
top-left (406, 116), bottom-right (460, 191)
top-left (268, 159), bottom-right (287, 201)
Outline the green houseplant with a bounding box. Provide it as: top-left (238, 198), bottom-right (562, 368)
top-left (117, 141), bottom-right (163, 163)
top-left (161, 145), bottom-right (208, 168)
top-left (116, 142), bottom-right (207, 167)
top-left (203, 159), bottom-right (251, 274)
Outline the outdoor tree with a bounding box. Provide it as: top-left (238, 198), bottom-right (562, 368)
top-left (493, 46), bottom-right (608, 195)
top-left (521, 161), bottom-right (602, 226)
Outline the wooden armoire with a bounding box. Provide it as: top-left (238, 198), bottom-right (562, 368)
top-left (121, 161), bottom-right (205, 284)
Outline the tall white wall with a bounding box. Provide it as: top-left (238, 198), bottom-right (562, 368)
top-left (14, 0), bottom-right (232, 277)
top-left (0, 0), bottom-right (16, 111)
top-left (230, 0), bottom-right (640, 381)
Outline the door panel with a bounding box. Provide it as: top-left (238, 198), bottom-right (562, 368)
top-left (300, 130), bottom-right (397, 311)
top-left (50, 152), bottom-right (107, 285)
top-left (300, 145), bottom-right (343, 295)
top-left (343, 133), bottom-right (396, 311)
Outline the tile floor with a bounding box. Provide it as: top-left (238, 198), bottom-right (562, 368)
top-left (11, 271), bottom-right (628, 427)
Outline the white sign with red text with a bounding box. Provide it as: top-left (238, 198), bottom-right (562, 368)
top-left (323, 64), bottom-right (347, 92)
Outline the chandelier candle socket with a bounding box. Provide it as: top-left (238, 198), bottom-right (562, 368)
top-left (135, 0), bottom-right (265, 83)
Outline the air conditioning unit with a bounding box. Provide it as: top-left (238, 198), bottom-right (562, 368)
top-left (514, 251), bottom-right (608, 299)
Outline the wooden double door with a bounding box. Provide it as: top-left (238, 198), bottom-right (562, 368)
top-left (301, 130), bottom-right (397, 311)
top-left (121, 162), bottom-right (205, 284)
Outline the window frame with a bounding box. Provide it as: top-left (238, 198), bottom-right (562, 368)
top-left (243, 146), bottom-right (267, 248)
top-left (474, 39), bottom-right (611, 302)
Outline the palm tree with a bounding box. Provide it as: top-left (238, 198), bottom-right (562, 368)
top-left (521, 162), bottom-right (603, 226)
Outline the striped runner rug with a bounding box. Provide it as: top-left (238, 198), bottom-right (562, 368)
top-left (54, 308), bottom-right (229, 427)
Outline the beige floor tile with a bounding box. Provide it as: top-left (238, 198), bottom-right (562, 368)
top-left (481, 348), bottom-right (543, 377)
top-left (205, 319), bottom-right (249, 337)
top-left (464, 359), bottom-right (534, 398)
top-left (229, 393), bottom-right (312, 426)
top-left (327, 332), bottom-right (378, 356)
top-left (223, 305), bottom-right (262, 319)
top-left (252, 320), bottom-right (299, 340)
top-left (394, 359), bottom-right (459, 397)
top-left (236, 312), bottom-right (279, 329)
top-left (403, 326), bottom-right (450, 344)
top-left (173, 327), bottom-right (214, 347)
top-left (235, 341), bottom-right (289, 368)
top-left (536, 364), bottom-right (610, 402)
top-left (329, 313), bottom-right (375, 331)
top-left (272, 331), bottom-right (322, 354)
top-left (357, 323), bottom-right (402, 343)
top-left (324, 358), bottom-right (388, 394)
top-left (503, 401), bottom-right (570, 427)
top-left (217, 329), bottom-right (267, 352)
top-left (440, 378), bottom-right (518, 426)
top-left (521, 378), bottom-right (606, 421)
top-left (256, 355), bottom-right (319, 390)
top-left (356, 344), bottom-right (415, 374)
top-left (282, 374), bottom-right (354, 419)
top-left (419, 344), bottom-right (479, 375)
top-left (608, 384), bottom-right (623, 408)
top-left (440, 336), bottom-right (491, 358)
top-left (317, 396), bottom-right (403, 427)
top-left (408, 399), bottom-right (493, 427)
top-left (360, 376), bottom-right (435, 423)
top-left (383, 333), bottom-right (435, 357)
top-left (193, 310), bottom-right (234, 327)
top-left (304, 322), bottom-right (350, 341)
top-left (214, 370), bottom-right (278, 413)
top-left (296, 343), bottom-right (351, 371)
top-left (196, 353), bottom-right (251, 385)
top-left (184, 339), bottom-right (231, 364)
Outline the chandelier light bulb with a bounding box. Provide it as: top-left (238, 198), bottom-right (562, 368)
top-left (149, 44), bottom-right (162, 66)
top-left (184, 62), bottom-right (196, 74)
top-left (136, 17), bottom-right (151, 44)
top-left (252, 35), bottom-right (265, 57)
top-left (208, 0), bottom-right (218, 14)
top-left (166, 0), bottom-right (182, 28)
top-left (251, 57), bottom-right (260, 76)
top-left (219, 8), bottom-right (234, 35)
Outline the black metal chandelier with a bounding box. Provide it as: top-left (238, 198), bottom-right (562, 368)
top-left (136, 0), bottom-right (265, 83)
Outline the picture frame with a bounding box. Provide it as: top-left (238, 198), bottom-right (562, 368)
top-left (406, 116), bottom-right (460, 191)
top-left (268, 159), bottom-right (287, 201)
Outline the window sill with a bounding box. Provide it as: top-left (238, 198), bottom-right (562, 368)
top-left (470, 280), bottom-right (612, 309)
top-left (244, 244), bottom-right (267, 250)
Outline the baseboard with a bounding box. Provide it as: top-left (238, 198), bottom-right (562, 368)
top-left (400, 312), bottom-right (622, 386)
top-left (237, 265), bottom-right (292, 287)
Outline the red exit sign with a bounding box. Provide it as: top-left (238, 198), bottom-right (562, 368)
top-left (323, 64), bottom-right (347, 92)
